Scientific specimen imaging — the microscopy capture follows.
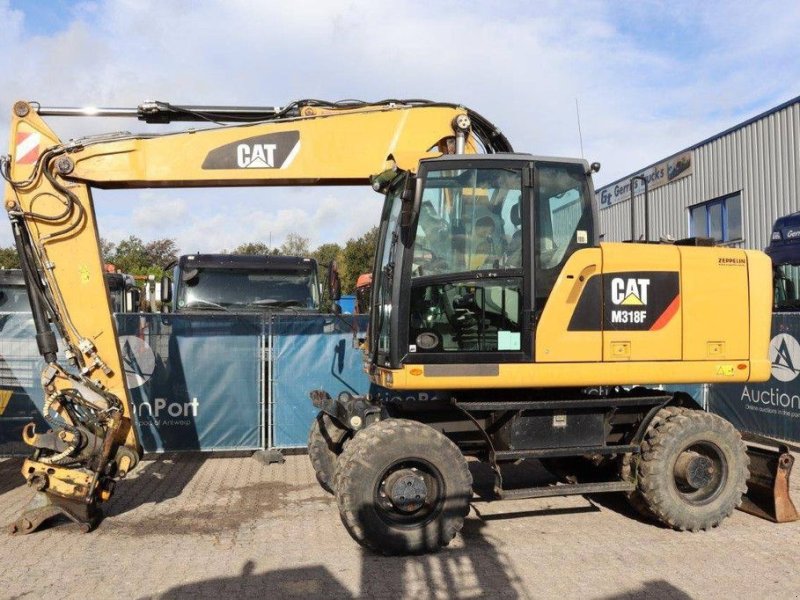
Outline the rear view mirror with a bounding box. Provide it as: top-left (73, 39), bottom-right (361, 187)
top-left (160, 275), bottom-right (173, 303)
top-left (180, 268), bottom-right (198, 283)
top-left (399, 175), bottom-right (418, 229)
top-left (327, 261), bottom-right (341, 302)
top-left (126, 288), bottom-right (141, 313)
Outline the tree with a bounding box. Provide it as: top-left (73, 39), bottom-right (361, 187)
top-left (99, 238), bottom-right (116, 263)
top-left (0, 246), bottom-right (20, 269)
top-left (231, 241), bottom-right (272, 255)
top-left (107, 235), bottom-right (178, 277)
top-left (313, 242), bottom-right (343, 312)
top-left (144, 238), bottom-right (179, 267)
top-left (313, 243), bottom-right (342, 270)
top-left (279, 233), bottom-right (311, 257)
top-left (338, 226), bottom-right (378, 294)
top-left (110, 236), bottom-right (148, 273)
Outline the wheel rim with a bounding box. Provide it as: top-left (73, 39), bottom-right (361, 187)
top-left (671, 442), bottom-right (728, 505)
top-left (373, 459), bottom-right (445, 527)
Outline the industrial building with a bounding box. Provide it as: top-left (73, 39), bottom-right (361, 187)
top-left (596, 95), bottom-right (800, 249)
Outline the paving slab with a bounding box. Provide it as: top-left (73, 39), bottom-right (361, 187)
top-left (1, 451), bottom-right (798, 600)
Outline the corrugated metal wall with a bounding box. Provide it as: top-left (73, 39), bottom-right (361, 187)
top-left (598, 101), bottom-right (800, 250)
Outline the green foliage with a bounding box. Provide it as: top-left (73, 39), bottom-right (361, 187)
top-left (230, 242), bottom-right (275, 255)
top-left (105, 235), bottom-right (178, 278)
top-left (0, 246), bottom-right (20, 269)
top-left (338, 226), bottom-right (378, 294)
top-left (279, 233), bottom-right (311, 257)
top-left (312, 242), bottom-right (343, 312)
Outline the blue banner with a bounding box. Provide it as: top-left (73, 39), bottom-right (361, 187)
top-left (7, 309), bottom-right (800, 454)
top-left (271, 315), bottom-right (370, 447)
top-left (709, 312), bottom-right (800, 443)
top-left (116, 314), bottom-right (263, 452)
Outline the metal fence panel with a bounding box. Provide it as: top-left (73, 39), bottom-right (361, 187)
top-left (0, 313), bottom-right (48, 456)
top-left (116, 313), bottom-right (263, 452)
top-left (271, 314), bottom-right (370, 447)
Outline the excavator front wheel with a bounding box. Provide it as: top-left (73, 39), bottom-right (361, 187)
top-left (334, 418), bottom-right (472, 555)
top-left (308, 412), bottom-right (351, 494)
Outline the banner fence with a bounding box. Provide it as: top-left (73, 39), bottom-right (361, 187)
top-left (3, 311), bottom-right (799, 455)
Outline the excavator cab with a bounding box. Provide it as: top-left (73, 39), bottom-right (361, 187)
top-left (369, 155), bottom-right (596, 369)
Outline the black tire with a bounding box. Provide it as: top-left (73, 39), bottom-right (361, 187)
top-left (335, 418), bottom-right (472, 555)
top-left (636, 408), bottom-right (749, 531)
top-left (308, 412), bottom-right (350, 494)
top-left (623, 406), bottom-right (685, 520)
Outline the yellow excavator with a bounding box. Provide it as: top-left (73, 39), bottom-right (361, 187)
top-left (2, 99), bottom-right (795, 550)
top-left (1, 98), bottom-right (511, 533)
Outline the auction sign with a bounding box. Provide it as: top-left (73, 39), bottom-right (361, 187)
top-left (709, 312), bottom-right (800, 443)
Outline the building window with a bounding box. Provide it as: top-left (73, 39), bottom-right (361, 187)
top-left (688, 192), bottom-right (742, 243)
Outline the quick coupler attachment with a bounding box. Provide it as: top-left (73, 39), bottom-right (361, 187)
top-left (7, 460), bottom-right (107, 535)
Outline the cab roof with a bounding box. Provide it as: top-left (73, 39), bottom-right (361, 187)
top-left (178, 254), bottom-right (317, 271)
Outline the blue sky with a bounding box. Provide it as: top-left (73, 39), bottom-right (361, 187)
top-left (1, 0), bottom-right (798, 253)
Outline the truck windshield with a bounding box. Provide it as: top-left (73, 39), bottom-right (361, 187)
top-left (177, 268), bottom-right (319, 311)
top-left (0, 284), bottom-right (31, 313)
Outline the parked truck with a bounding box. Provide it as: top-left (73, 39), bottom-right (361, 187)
top-left (170, 253), bottom-right (320, 313)
top-left (767, 211), bottom-right (800, 310)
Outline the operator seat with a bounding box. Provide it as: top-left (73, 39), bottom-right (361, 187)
top-left (505, 202), bottom-right (523, 268)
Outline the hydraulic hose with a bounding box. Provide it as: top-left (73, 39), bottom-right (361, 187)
top-left (11, 218), bottom-right (58, 363)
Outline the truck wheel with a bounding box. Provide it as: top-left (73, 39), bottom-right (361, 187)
top-left (637, 408), bottom-right (748, 531)
top-left (308, 412), bottom-right (350, 494)
top-left (335, 418), bottom-right (472, 555)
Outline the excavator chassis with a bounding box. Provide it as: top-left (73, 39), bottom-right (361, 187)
top-left (740, 434), bottom-right (799, 523)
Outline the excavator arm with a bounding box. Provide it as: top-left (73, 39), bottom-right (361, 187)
top-left (2, 98), bottom-right (511, 533)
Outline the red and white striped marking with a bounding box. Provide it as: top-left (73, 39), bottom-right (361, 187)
top-left (16, 131), bottom-right (41, 164)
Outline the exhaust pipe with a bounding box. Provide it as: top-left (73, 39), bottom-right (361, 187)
top-left (739, 433), bottom-right (799, 523)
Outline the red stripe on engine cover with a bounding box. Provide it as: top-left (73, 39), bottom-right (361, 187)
top-left (650, 295), bottom-right (680, 331)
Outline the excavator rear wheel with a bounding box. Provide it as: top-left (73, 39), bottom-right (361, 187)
top-left (636, 408), bottom-right (749, 531)
top-left (308, 412), bottom-right (350, 494)
top-left (335, 418), bottom-right (472, 555)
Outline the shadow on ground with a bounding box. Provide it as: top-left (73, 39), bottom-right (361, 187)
top-left (0, 457), bottom-right (24, 496)
top-left (601, 579), bottom-right (694, 599)
top-left (151, 458), bottom-right (612, 599)
top-left (585, 490), bottom-right (660, 526)
top-left (104, 453), bottom-right (207, 519)
top-left (148, 516), bottom-right (528, 599)
top-left (100, 452), bottom-right (330, 537)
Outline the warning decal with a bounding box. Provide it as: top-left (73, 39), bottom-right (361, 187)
top-left (16, 131), bottom-right (41, 165)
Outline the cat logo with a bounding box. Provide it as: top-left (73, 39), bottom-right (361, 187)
top-left (237, 143), bottom-right (278, 168)
top-left (610, 277), bottom-right (650, 306)
top-left (0, 389), bottom-right (12, 415)
top-left (202, 131), bottom-right (300, 170)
